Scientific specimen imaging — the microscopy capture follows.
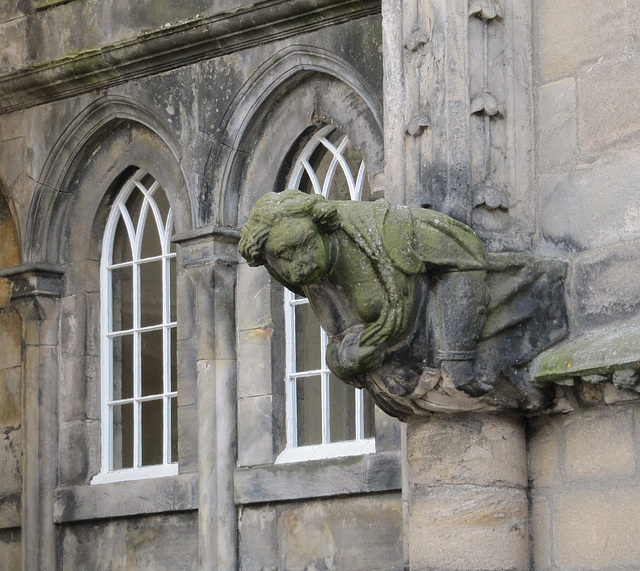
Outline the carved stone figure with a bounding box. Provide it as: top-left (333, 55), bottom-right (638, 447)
top-left (239, 190), bottom-right (567, 418)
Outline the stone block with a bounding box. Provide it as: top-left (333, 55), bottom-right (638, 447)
top-left (125, 513), bottom-right (198, 571)
top-left (0, 366), bottom-right (21, 426)
top-left (237, 395), bottom-right (274, 467)
top-left (555, 489), bottom-right (640, 568)
top-left (0, 18), bottom-right (26, 74)
top-left (527, 416), bottom-right (560, 489)
top-left (237, 262), bottom-right (274, 332)
top-left (409, 486), bottom-right (529, 571)
top-left (177, 337), bottom-right (198, 406)
top-left (570, 239), bottom-right (640, 330)
top-left (277, 494), bottom-right (403, 571)
top-left (536, 0), bottom-right (627, 81)
top-left (537, 77), bottom-right (577, 173)
top-left (0, 424), bottom-right (21, 493)
top-left (62, 519), bottom-right (127, 571)
top-left (563, 408), bottom-right (636, 482)
top-left (407, 414), bottom-right (527, 488)
top-left (530, 493), bottom-right (551, 571)
top-left (177, 403), bottom-right (198, 473)
top-left (58, 421), bottom-right (89, 486)
top-left (239, 505), bottom-right (278, 571)
top-left (60, 357), bottom-right (87, 422)
top-left (578, 58), bottom-right (640, 160)
top-left (0, 309), bottom-right (21, 370)
top-left (237, 327), bottom-right (273, 398)
top-left (59, 295), bottom-right (87, 359)
top-left (539, 151), bottom-right (640, 254)
top-left (176, 270), bottom-right (196, 342)
top-left (0, 528), bottom-right (20, 571)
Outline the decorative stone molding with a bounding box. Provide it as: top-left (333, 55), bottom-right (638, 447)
top-left (0, 0), bottom-right (381, 115)
top-left (239, 190), bottom-right (567, 418)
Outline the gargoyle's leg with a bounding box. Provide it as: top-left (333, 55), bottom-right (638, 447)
top-left (436, 269), bottom-right (490, 396)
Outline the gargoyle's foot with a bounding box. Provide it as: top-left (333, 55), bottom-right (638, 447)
top-left (440, 360), bottom-right (493, 397)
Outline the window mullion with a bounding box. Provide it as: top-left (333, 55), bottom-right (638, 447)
top-left (355, 388), bottom-right (364, 440)
top-left (321, 328), bottom-right (329, 445)
top-left (133, 251), bottom-right (142, 467)
top-left (284, 291), bottom-right (297, 448)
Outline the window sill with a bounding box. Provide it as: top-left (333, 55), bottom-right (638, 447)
top-left (234, 449), bottom-right (401, 505)
top-left (53, 472), bottom-right (197, 523)
top-left (90, 463), bottom-right (179, 485)
top-left (275, 439), bottom-right (376, 464)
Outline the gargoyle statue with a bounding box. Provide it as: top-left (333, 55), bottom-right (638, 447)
top-left (239, 189), bottom-right (567, 419)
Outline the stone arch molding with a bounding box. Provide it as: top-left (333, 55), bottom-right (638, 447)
top-left (25, 95), bottom-right (192, 264)
top-left (210, 45), bottom-right (384, 228)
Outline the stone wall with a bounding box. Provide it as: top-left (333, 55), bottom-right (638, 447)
top-left (534, 0), bottom-right (640, 335)
top-left (529, 397), bottom-right (640, 570)
top-left (0, 195), bottom-right (21, 567)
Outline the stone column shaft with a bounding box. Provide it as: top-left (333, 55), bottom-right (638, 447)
top-left (407, 413), bottom-right (529, 570)
top-left (0, 264), bottom-right (64, 571)
top-left (175, 227), bottom-right (239, 571)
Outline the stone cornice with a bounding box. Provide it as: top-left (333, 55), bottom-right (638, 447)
top-left (0, 0), bottom-right (381, 115)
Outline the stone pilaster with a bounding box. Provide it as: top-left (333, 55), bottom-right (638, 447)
top-left (383, 0), bottom-right (473, 222)
top-left (173, 227), bottom-right (239, 571)
top-left (0, 263), bottom-right (64, 571)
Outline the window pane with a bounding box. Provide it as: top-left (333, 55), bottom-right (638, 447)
top-left (326, 160), bottom-right (352, 201)
top-left (171, 396), bottom-right (178, 463)
top-left (125, 187), bottom-right (144, 234)
top-left (112, 402), bottom-right (133, 470)
top-left (140, 207), bottom-right (162, 261)
top-left (139, 260), bottom-right (163, 327)
top-left (329, 373), bottom-right (356, 442)
top-left (170, 326), bottom-right (177, 393)
top-left (363, 389), bottom-right (375, 439)
top-left (295, 302), bottom-right (322, 372)
top-left (152, 185), bottom-right (171, 228)
top-left (111, 265), bottom-right (133, 332)
top-left (141, 329), bottom-right (164, 396)
top-left (296, 376), bottom-right (322, 446)
top-left (112, 215), bottom-right (133, 264)
top-left (112, 335), bottom-right (134, 400)
top-left (141, 398), bottom-right (164, 466)
top-left (169, 257), bottom-right (176, 322)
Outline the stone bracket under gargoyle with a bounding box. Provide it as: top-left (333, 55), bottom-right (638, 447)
top-left (239, 189), bottom-right (568, 419)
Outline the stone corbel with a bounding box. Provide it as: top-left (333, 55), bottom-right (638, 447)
top-left (469, 0), bottom-right (503, 21)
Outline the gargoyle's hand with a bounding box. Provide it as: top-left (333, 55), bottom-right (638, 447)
top-left (327, 328), bottom-right (384, 380)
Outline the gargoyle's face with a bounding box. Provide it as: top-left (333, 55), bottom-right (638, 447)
top-left (263, 218), bottom-right (328, 285)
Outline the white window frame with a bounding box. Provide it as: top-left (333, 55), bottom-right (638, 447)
top-left (93, 169), bottom-right (178, 484)
top-left (276, 126), bottom-right (375, 464)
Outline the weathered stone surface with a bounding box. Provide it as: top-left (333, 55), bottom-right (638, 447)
top-left (276, 494), bottom-right (403, 571)
top-left (239, 505), bottom-right (278, 571)
top-left (563, 408), bottom-right (636, 482)
top-left (527, 417), bottom-right (560, 489)
top-left (0, 528), bottom-right (20, 571)
top-left (539, 154), bottom-right (640, 254)
top-left (529, 493), bottom-right (551, 571)
top-left (237, 395), bottom-right (274, 468)
top-left (556, 489), bottom-right (640, 569)
top-left (537, 78), bottom-right (577, 174)
top-left (578, 58), bottom-right (640, 161)
top-left (409, 486), bottom-right (529, 571)
top-left (237, 327), bottom-right (274, 399)
top-left (536, 0), bottom-right (627, 81)
top-left (61, 512), bottom-right (198, 571)
top-left (407, 414), bottom-right (527, 488)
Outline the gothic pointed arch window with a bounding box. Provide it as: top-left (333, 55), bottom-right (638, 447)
top-left (276, 126), bottom-right (376, 464)
top-left (95, 169), bottom-right (178, 483)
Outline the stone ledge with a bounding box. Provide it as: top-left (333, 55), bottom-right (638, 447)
top-left (234, 449), bottom-right (401, 505)
top-left (533, 325), bottom-right (640, 383)
top-left (53, 472), bottom-right (198, 523)
top-left (0, 0), bottom-right (381, 114)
